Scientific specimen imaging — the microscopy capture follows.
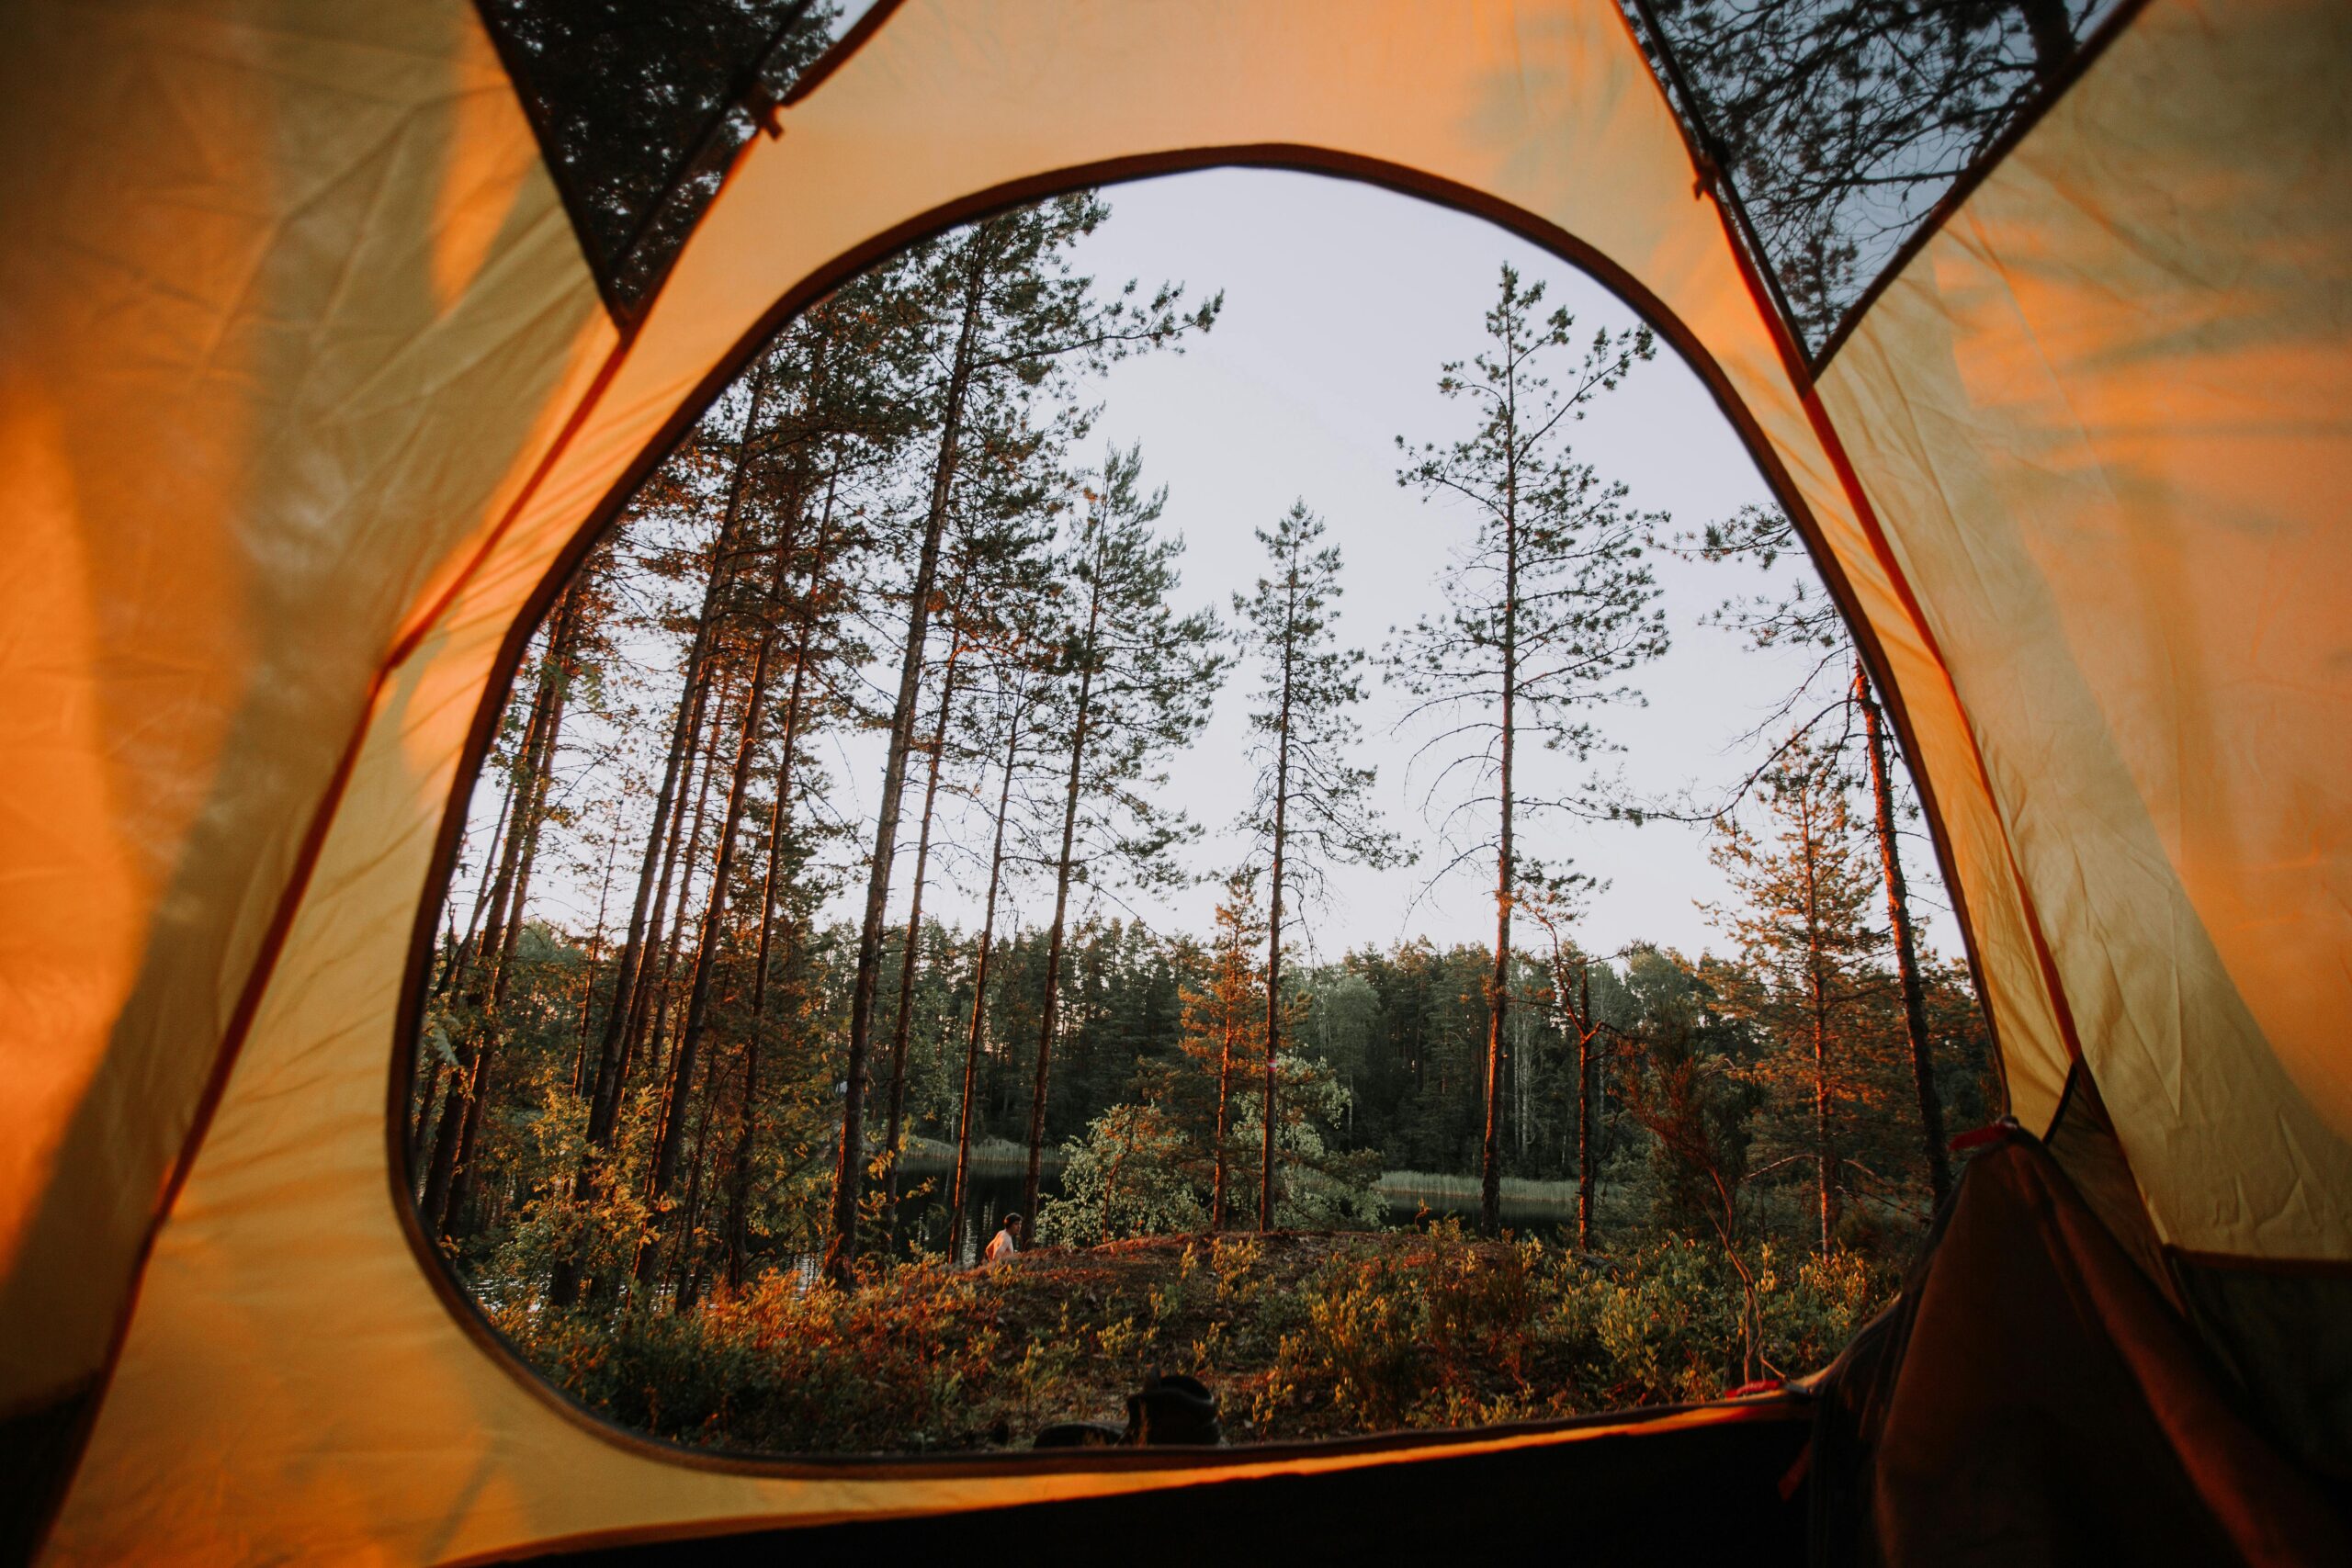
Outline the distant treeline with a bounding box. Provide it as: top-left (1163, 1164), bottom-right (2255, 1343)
top-left (416, 896), bottom-right (1994, 1296)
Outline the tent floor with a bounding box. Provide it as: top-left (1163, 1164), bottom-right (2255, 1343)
top-left (522, 1400), bottom-right (1814, 1564)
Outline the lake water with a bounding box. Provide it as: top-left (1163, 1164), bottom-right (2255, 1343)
top-left (889, 1160), bottom-right (1058, 1265)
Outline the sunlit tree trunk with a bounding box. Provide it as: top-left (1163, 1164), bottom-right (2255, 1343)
top-left (423, 599), bottom-right (567, 1232)
top-left (445, 587), bottom-right (581, 1238)
top-left (422, 628), bottom-right (558, 1230)
top-left (1481, 423), bottom-right (1521, 1240)
top-left (415, 749), bottom-right (521, 1176)
top-left (1212, 977), bottom-right (1238, 1233)
top-left (1801, 791), bottom-right (1835, 1257)
top-left (639, 681), bottom-right (735, 1086)
top-left (553, 364), bottom-right (774, 1310)
top-left (950, 692), bottom-right (1024, 1264)
top-left (1855, 658), bottom-right (1951, 1205)
top-left (667, 1047), bottom-right (727, 1314)
top-left (722, 481), bottom-right (833, 1294)
top-left (1259, 567), bottom-right (1296, 1232)
top-left (1023, 532), bottom-right (1108, 1239)
top-left (636, 540), bottom-right (792, 1284)
top-left (435, 776), bottom-right (514, 1003)
top-left (571, 808), bottom-right (622, 1096)
top-left (1577, 962), bottom-right (1595, 1250)
top-left (883, 629), bottom-right (966, 1237)
top-left (827, 248), bottom-right (986, 1284)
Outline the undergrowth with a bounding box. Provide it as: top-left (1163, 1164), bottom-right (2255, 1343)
top-left (502, 1224), bottom-right (1895, 1454)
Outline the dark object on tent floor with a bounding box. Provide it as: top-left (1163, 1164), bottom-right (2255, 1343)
top-left (1034, 1370), bottom-right (1223, 1450)
top-left (1125, 1371), bottom-right (1222, 1448)
top-left (522, 1133), bottom-right (2347, 1567)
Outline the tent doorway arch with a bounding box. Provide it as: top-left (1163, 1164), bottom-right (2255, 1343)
top-left (387, 152), bottom-right (1990, 1464)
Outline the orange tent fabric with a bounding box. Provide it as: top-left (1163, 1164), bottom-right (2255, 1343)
top-left (3, 0), bottom-right (2343, 1559)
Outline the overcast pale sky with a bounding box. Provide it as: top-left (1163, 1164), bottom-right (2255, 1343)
top-left (497, 165), bottom-right (1963, 971)
top-left (840, 166), bottom-right (1961, 965)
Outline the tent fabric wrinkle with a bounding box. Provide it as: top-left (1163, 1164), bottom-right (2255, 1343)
top-left (1805, 1131), bottom-right (2350, 1564)
top-left (1, 0), bottom-right (2345, 1560)
top-left (0, 0), bottom-right (610, 1426)
top-left (1817, 0), bottom-right (2352, 1260)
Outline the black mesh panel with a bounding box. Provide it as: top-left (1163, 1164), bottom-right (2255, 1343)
top-left (1623, 1), bottom-right (2120, 361)
top-left (477, 1), bottom-right (869, 322)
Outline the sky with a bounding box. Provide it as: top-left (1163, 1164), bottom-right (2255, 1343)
top-left (808, 166), bottom-right (1962, 966)
top-left (493, 165), bottom-right (1963, 970)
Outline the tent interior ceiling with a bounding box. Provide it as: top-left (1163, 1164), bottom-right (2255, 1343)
top-left (2, 0), bottom-right (2346, 1560)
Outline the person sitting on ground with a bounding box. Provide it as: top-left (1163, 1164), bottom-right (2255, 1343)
top-left (984, 1214), bottom-right (1023, 1266)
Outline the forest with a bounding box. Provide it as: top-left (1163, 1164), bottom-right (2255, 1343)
top-left (407, 188), bottom-right (1998, 1453)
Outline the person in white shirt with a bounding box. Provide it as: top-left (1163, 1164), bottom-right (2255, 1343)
top-left (983, 1213), bottom-right (1023, 1266)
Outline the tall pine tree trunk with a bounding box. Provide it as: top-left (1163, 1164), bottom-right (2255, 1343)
top-left (667, 1044), bottom-right (728, 1313)
top-left (722, 483), bottom-right (832, 1294)
top-left (445, 589), bottom-right (581, 1237)
top-left (1577, 963), bottom-right (1595, 1250)
top-left (1803, 797), bottom-right (1835, 1257)
top-left (423, 602), bottom-right (566, 1232)
top-left (950, 691), bottom-right (1023, 1264)
top-left (1855, 658), bottom-right (1951, 1205)
top-left (827, 246), bottom-right (987, 1283)
top-left (1212, 981), bottom-right (1237, 1233)
top-left (416, 760), bottom-right (522, 1170)
top-left (635, 536), bottom-right (792, 1285)
top-left (639, 681), bottom-right (735, 1085)
top-left (1260, 570), bottom-right (1297, 1232)
top-left (883, 630), bottom-right (965, 1234)
top-left (1023, 533), bottom-right (1107, 1238)
top-left (588, 371), bottom-right (771, 1122)
top-left (552, 361), bottom-right (775, 1309)
top-left (572, 809), bottom-right (622, 1096)
top-left (436, 777), bottom-right (514, 1002)
top-left (1482, 468), bottom-right (1521, 1239)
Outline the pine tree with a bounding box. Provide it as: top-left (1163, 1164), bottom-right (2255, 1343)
top-left (1387, 264), bottom-right (1668, 1234)
top-left (550, 367), bottom-right (779, 1309)
top-left (1179, 869), bottom-right (1266, 1229)
top-left (1020, 446), bottom-right (1227, 1235)
top-left (945, 576), bottom-right (1063, 1263)
top-left (1706, 739), bottom-right (1888, 1255)
top-left (944, 689), bottom-right (1031, 1260)
top-left (427, 580), bottom-right (588, 1238)
top-left (633, 512), bottom-right (797, 1286)
top-left (553, 264), bottom-right (908, 1308)
top-left (1233, 502), bottom-right (1397, 1230)
top-left (1852, 657), bottom-right (1950, 1202)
